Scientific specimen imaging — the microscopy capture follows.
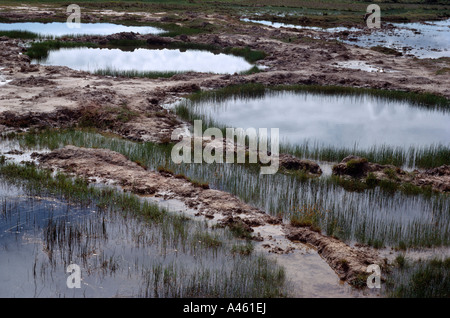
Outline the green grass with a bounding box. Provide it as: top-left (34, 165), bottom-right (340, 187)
top-left (25, 40), bottom-right (99, 60)
top-left (0, 30), bottom-right (40, 39)
top-left (224, 47), bottom-right (267, 63)
top-left (386, 257), bottom-right (450, 298)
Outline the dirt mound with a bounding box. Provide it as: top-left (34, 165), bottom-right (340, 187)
top-left (9, 75), bottom-right (56, 87)
top-left (332, 155), bottom-right (450, 192)
top-left (279, 154), bottom-right (322, 175)
top-left (414, 165), bottom-right (450, 192)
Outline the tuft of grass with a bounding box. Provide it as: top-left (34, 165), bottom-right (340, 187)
top-left (435, 67), bottom-right (450, 75)
top-left (193, 231), bottom-right (223, 248)
top-left (224, 46), bottom-right (267, 63)
top-left (345, 158), bottom-right (368, 176)
top-left (387, 258), bottom-right (450, 298)
top-left (0, 30), bottom-right (40, 39)
top-left (290, 203), bottom-right (326, 232)
top-left (231, 243), bottom-right (254, 256)
top-left (240, 66), bottom-right (263, 75)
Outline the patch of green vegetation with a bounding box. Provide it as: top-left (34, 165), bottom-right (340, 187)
top-left (395, 254), bottom-right (407, 269)
top-left (25, 40), bottom-right (98, 60)
top-left (220, 220), bottom-right (253, 240)
top-left (224, 47), bottom-right (267, 63)
top-left (436, 67), bottom-right (450, 75)
top-left (384, 167), bottom-right (400, 181)
top-left (193, 231), bottom-right (223, 248)
top-left (387, 257), bottom-right (450, 298)
top-left (290, 203), bottom-right (325, 232)
top-left (365, 172), bottom-right (378, 188)
top-left (0, 30), bottom-right (40, 39)
top-left (350, 272), bottom-right (370, 289)
top-left (239, 66), bottom-right (263, 75)
top-left (231, 242), bottom-right (254, 256)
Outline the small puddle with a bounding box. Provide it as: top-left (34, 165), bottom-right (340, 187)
top-left (32, 47), bottom-right (255, 75)
top-left (242, 18), bottom-right (450, 58)
top-left (241, 18), bottom-right (359, 32)
top-left (0, 22), bottom-right (164, 37)
top-left (332, 61), bottom-right (398, 73)
top-left (0, 68), bottom-right (11, 86)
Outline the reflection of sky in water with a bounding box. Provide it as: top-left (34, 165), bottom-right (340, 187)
top-left (242, 18), bottom-right (450, 58)
top-left (342, 19), bottom-right (450, 59)
top-left (0, 22), bottom-right (163, 37)
top-left (33, 47), bottom-right (253, 74)
top-left (194, 92), bottom-right (450, 148)
top-left (241, 18), bottom-right (359, 32)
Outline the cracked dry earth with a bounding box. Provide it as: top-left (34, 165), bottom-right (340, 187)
top-left (0, 7), bottom-right (449, 296)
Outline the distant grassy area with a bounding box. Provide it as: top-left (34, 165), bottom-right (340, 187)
top-left (0, 1), bottom-right (448, 28)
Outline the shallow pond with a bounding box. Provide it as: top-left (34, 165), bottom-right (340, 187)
top-left (0, 22), bottom-right (164, 37)
top-left (341, 19), bottom-right (450, 59)
top-left (32, 47), bottom-right (255, 74)
top-left (242, 18), bottom-right (450, 58)
top-left (182, 90), bottom-right (450, 149)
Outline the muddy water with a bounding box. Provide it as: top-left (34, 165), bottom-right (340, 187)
top-left (242, 18), bottom-right (450, 58)
top-left (0, 179), bottom-right (279, 297)
top-left (0, 22), bottom-right (164, 37)
top-left (134, 195), bottom-right (373, 298)
top-left (340, 19), bottom-right (450, 59)
top-left (186, 90), bottom-right (450, 149)
top-left (32, 47), bottom-right (254, 74)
